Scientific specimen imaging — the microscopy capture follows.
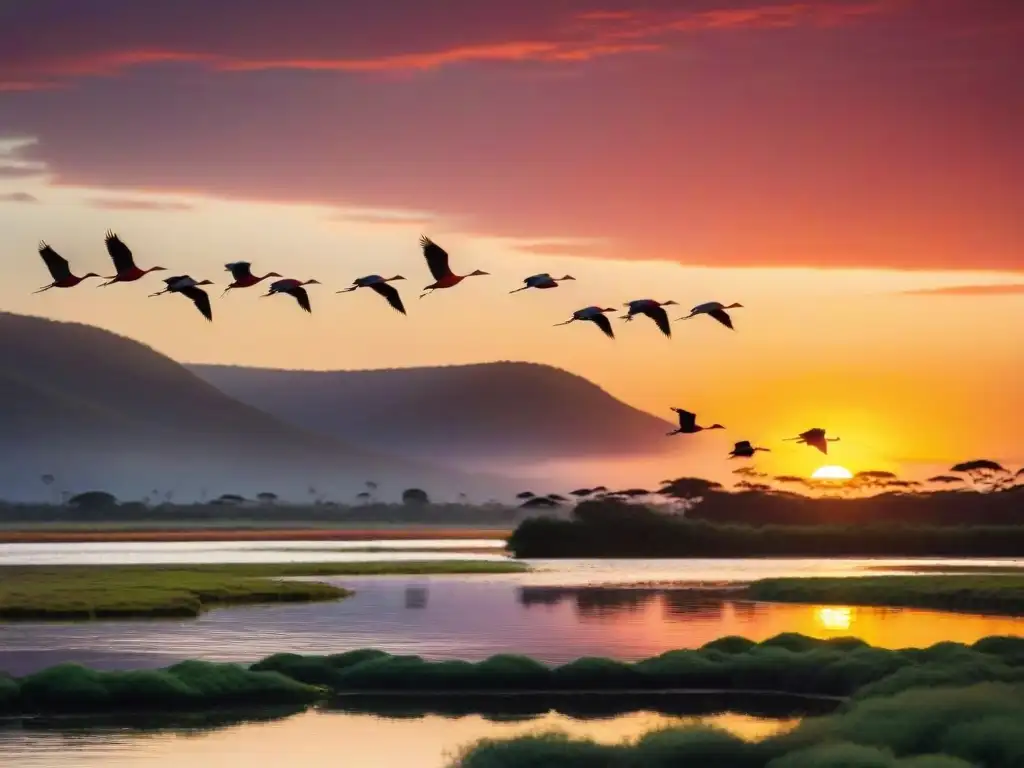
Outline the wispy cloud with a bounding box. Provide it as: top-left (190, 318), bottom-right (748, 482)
top-left (513, 240), bottom-right (610, 257)
top-left (328, 208), bottom-right (436, 227)
top-left (0, 192), bottom-right (39, 203)
top-left (86, 197), bottom-right (194, 211)
top-left (0, 1), bottom-right (903, 88)
top-left (901, 283), bottom-right (1024, 296)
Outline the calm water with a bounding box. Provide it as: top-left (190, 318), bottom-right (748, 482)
top-left (3, 542), bottom-right (1022, 766)
top-left (0, 704), bottom-right (804, 768)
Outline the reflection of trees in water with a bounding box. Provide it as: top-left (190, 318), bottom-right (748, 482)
top-left (404, 586), bottom-right (428, 609)
top-left (729, 600), bottom-right (760, 622)
top-left (0, 706), bottom-right (308, 737)
top-left (661, 593), bottom-right (725, 621)
top-left (518, 587), bottom-right (659, 617)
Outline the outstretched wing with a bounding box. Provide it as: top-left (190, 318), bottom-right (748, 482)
top-left (179, 286), bottom-right (213, 321)
top-left (225, 261), bottom-right (253, 281)
top-left (708, 308), bottom-right (734, 329)
top-left (420, 235), bottom-right (451, 281)
top-left (291, 286), bottom-right (312, 313)
top-left (673, 408), bottom-right (697, 430)
top-left (590, 313), bottom-right (615, 339)
top-left (370, 282), bottom-right (406, 315)
top-left (37, 242), bottom-right (71, 281)
top-left (648, 305), bottom-right (671, 337)
top-left (104, 231), bottom-right (136, 273)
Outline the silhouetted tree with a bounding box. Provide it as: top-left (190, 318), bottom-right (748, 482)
top-left (68, 491), bottom-right (117, 511)
top-left (402, 488), bottom-right (430, 506)
top-left (355, 491), bottom-right (372, 505)
top-left (950, 459), bottom-right (1010, 492)
top-left (659, 477), bottom-right (723, 501)
top-left (216, 494), bottom-right (245, 506)
top-left (256, 492), bottom-right (278, 505)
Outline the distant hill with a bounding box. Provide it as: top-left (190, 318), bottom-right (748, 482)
top-left (0, 312), bottom-right (508, 502)
top-left (190, 361), bottom-right (676, 464)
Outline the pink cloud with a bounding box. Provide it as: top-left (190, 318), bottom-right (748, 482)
top-left (86, 197), bottom-right (194, 211)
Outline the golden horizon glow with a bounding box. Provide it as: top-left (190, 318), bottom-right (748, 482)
top-left (815, 606), bottom-right (854, 632)
top-left (812, 466), bottom-right (854, 481)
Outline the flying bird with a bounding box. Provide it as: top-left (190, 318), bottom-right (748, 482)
top-left (338, 274), bottom-right (407, 315)
top-left (263, 278), bottom-right (321, 313)
top-left (729, 441), bottom-right (771, 459)
top-left (149, 275), bottom-right (214, 321)
top-left (222, 262), bottom-right (282, 296)
top-left (668, 408), bottom-right (725, 436)
top-left (677, 301), bottom-right (744, 330)
top-left (33, 242), bottom-right (101, 293)
top-left (509, 273), bottom-right (576, 293)
top-left (784, 428), bottom-right (840, 455)
top-left (99, 231), bottom-right (167, 285)
top-left (621, 299), bottom-right (678, 338)
top-left (553, 306), bottom-right (617, 338)
top-left (418, 235), bottom-right (489, 298)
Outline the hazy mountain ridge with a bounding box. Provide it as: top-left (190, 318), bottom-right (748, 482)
top-left (0, 312), bottom-right (506, 501)
top-left (189, 360), bottom-right (676, 463)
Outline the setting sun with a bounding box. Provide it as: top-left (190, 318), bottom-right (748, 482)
top-left (811, 465), bottom-right (854, 480)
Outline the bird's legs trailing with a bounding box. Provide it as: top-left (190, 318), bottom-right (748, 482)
top-left (419, 287), bottom-right (436, 299)
top-left (676, 311), bottom-right (698, 321)
top-left (553, 318), bottom-right (577, 326)
top-left (509, 286), bottom-right (529, 293)
top-left (148, 288), bottom-right (171, 297)
top-left (97, 276), bottom-right (119, 287)
top-left (220, 285), bottom-right (235, 298)
top-left (32, 283), bottom-right (55, 294)
top-left (337, 285), bottom-right (358, 293)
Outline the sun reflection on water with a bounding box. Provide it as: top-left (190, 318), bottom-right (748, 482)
top-left (814, 606), bottom-right (854, 631)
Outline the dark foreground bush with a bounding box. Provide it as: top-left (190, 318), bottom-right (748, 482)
top-left (248, 633), bottom-right (1024, 700)
top-left (450, 682), bottom-right (1024, 768)
top-left (5, 660), bottom-right (323, 714)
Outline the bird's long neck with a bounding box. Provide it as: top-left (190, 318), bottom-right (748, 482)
top-left (257, 273), bottom-right (276, 282)
top-left (143, 267), bottom-right (162, 275)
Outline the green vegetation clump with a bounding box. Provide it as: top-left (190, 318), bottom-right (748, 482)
top-left (3, 660), bottom-right (323, 715)
top-left (0, 561), bottom-right (525, 621)
top-left (746, 575), bottom-right (1024, 616)
top-left (449, 683), bottom-right (1024, 768)
top-left (245, 633), bottom-right (1024, 700)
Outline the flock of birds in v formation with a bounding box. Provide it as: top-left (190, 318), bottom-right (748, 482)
top-left (32, 231), bottom-right (840, 464)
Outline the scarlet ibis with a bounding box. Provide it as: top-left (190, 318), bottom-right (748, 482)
top-left (554, 306), bottom-right (617, 338)
top-left (622, 299), bottom-right (678, 338)
top-left (668, 408), bottom-right (725, 436)
top-left (784, 428), bottom-right (840, 455)
top-left (263, 278), bottom-right (321, 313)
top-left (730, 440), bottom-right (770, 459)
top-left (509, 273), bottom-right (575, 293)
top-left (149, 275), bottom-right (214, 321)
top-left (418, 235), bottom-right (489, 298)
top-left (678, 301), bottom-right (744, 330)
top-left (338, 274), bottom-right (407, 315)
top-left (99, 231), bottom-right (167, 285)
top-left (222, 262), bottom-right (282, 296)
top-left (33, 242), bottom-right (101, 292)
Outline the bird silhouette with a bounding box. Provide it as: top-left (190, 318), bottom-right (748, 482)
top-left (729, 440), bottom-right (771, 459)
top-left (222, 262), bottom-right (282, 296)
top-left (509, 273), bottom-right (576, 293)
top-left (678, 301), bottom-right (744, 330)
top-left (338, 274), bottom-right (407, 315)
top-left (554, 306), bottom-right (617, 338)
top-left (263, 278), bottom-right (321, 313)
top-left (418, 236), bottom-right (489, 298)
top-left (621, 299), bottom-right (678, 338)
top-left (149, 275), bottom-right (214, 321)
top-left (33, 242), bottom-right (101, 293)
top-left (784, 428), bottom-right (840, 455)
top-left (668, 408), bottom-right (725, 436)
top-left (99, 231), bottom-right (167, 285)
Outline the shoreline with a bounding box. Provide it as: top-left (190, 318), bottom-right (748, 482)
top-left (0, 527), bottom-right (513, 544)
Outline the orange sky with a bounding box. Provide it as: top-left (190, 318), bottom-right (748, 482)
top-left (0, 1), bottom-right (1021, 484)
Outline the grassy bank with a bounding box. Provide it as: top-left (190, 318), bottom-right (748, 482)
top-left (746, 575), bottom-right (1024, 616)
top-left (4, 633), bottom-right (1024, 720)
top-left (451, 682), bottom-right (1024, 768)
top-left (250, 633), bottom-right (1024, 700)
top-left (0, 561), bottom-right (526, 621)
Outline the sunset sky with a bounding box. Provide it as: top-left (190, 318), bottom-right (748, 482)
top-left (1, 0), bottom-right (1021, 483)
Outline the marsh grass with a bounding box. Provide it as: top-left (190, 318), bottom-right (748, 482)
top-left (0, 561), bottom-right (526, 620)
top-left (746, 575), bottom-right (1024, 616)
top-left (250, 633), bottom-right (1024, 700)
top-left (450, 682), bottom-right (1024, 767)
